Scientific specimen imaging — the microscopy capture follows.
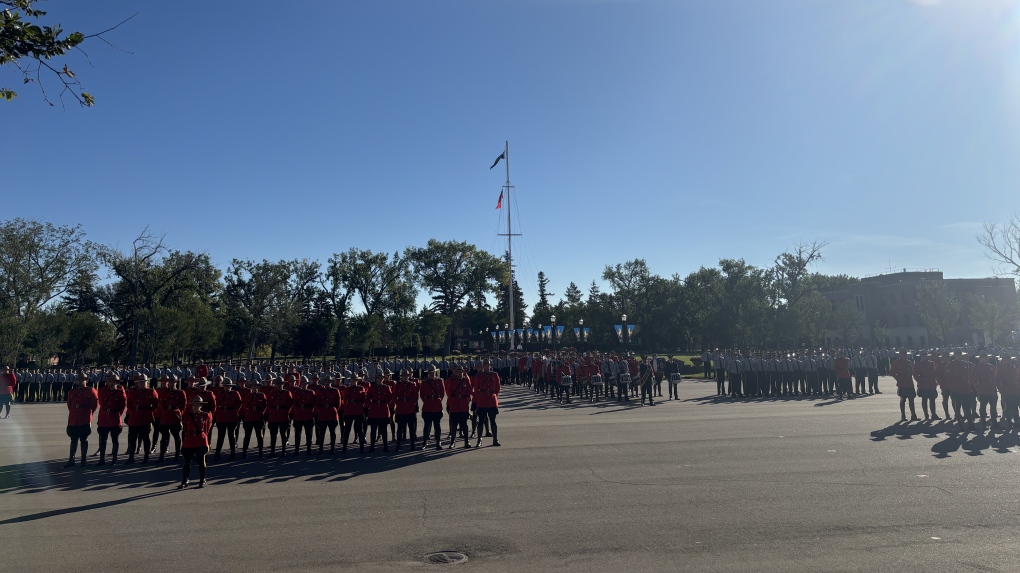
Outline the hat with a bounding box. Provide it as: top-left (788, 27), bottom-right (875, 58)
top-left (426, 365), bottom-right (438, 372)
top-left (222, 380), bottom-right (236, 387)
top-left (76, 372), bottom-right (88, 381)
top-left (190, 395), bottom-right (204, 404)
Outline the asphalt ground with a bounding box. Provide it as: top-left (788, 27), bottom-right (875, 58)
top-left (2, 377), bottom-right (1019, 573)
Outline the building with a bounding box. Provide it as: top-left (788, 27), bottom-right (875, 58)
top-left (822, 270), bottom-right (1018, 348)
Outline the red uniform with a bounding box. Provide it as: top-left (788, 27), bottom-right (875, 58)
top-left (241, 389), bottom-right (267, 422)
top-left (126, 387), bottom-right (160, 426)
top-left (944, 360), bottom-right (973, 394)
top-left (67, 386), bottom-right (99, 426)
top-left (392, 380), bottom-right (420, 416)
top-left (971, 363), bottom-right (997, 397)
top-left (555, 364), bottom-right (571, 386)
top-left (445, 376), bottom-right (473, 414)
top-left (996, 363), bottom-right (1020, 397)
top-left (473, 371), bottom-right (500, 409)
top-left (195, 364), bottom-right (210, 379)
top-left (889, 358), bottom-right (914, 390)
top-left (366, 384), bottom-right (393, 419)
top-left (157, 388), bottom-right (187, 425)
top-left (343, 385), bottom-right (368, 417)
top-left (292, 388), bottom-right (317, 422)
top-left (834, 357), bottom-right (851, 380)
top-left (313, 387), bottom-right (341, 422)
top-left (420, 378), bottom-right (445, 413)
top-left (913, 359), bottom-right (937, 391)
top-left (97, 386), bottom-right (127, 428)
top-left (0, 372), bottom-right (16, 395)
top-left (215, 389), bottom-right (244, 424)
top-left (182, 410), bottom-right (213, 448)
top-left (200, 388), bottom-right (217, 415)
top-left (266, 390), bottom-right (293, 423)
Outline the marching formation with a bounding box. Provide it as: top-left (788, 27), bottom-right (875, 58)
top-left (2, 359), bottom-right (503, 490)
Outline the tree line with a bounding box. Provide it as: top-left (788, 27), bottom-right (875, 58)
top-left (2, 217), bottom-right (1019, 368)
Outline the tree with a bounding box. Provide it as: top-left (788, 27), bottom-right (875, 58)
top-left (966, 293), bottom-right (1018, 347)
top-left (979, 212), bottom-right (1020, 276)
top-left (563, 282), bottom-right (583, 307)
top-left (535, 271), bottom-right (553, 313)
top-left (915, 281), bottom-right (960, 345)
top-left (1, 1), bottom-right (133, 106)
top-left (828, 300), bottom-right (861, 346)
top-left (406, 239), bottom-right (505, 354)
top-left (25, 304), bottom-right (68, 365)
top-left (100, 229), bottom-right (219, 365)
top-left (872, 321), bottom-right (889, 347)
top-left (0, 218), bottom-right (97, 320)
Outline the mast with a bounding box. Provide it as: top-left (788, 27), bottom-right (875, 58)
top-left (498, 140), bottom-right (520, 351)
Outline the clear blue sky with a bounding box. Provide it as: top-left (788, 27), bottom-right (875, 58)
top-left (5, 0), bottom-right (1019, 310)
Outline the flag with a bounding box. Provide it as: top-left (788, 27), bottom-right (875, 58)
top-left (495, 190), bottom-right (503, 209)
top-left (490, 151), bottom-right (505, 170)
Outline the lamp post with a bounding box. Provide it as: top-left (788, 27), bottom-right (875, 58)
top-left (622, 314), bottom-right (628, 351)
top-left (504, 323), bottom-right (510, 352)
top-left (579, 318), bottom-right (585, 353)
top-left (486, 328), bottom-right (491, 353)
top-left (551, 315), bottom-right (557, 355)
top-left (536, 324), bottom-right (542, 352)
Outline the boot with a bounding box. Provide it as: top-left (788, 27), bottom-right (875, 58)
top-left (63, 458), bottom-right (75, 468)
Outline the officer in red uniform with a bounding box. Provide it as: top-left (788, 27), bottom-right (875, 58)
top-left (419, 365), bottom-right (445, 450)
top-left (474, 359), bottom-right (502, 447)
top-left (125, 375), bottom-right (159, 464)
top-left (213, 379), bottom-right (243, 460)
top-left (313, 374), bottom-right (341, 455)
top-left (266, 378), bottom-right (293, 458)
top-left (889, 350), bottom-right (918, 422)
top-left (367, 371), bottom-right (394, 452)
top-left (291, 377), bottom-right (317, 455)
top-left (972, 352), bottom-right (999, 430)
top-left (240, 377), bottom-right (267, 458)
top-left (912, 351), bottom-right (940, 421)
top-left (945, 352), bottom-right (975, 430)
top-left (341, 374), bottom-right (368, 454)
top-left (97, 374), bottom-right (127, 465)
top-left (65, 373), bottom-right (99, 467)
top-left (445, 365), bottom-right (474, 449)
top-left (179, 395), bottom-right (213, 489)
top-left (392, 369), bottom-right (420, 451)
top-left (934, 352), bottom-right (951, 419)
top-left (996, 357), bottom-right (1019, 429)
top-left (155, 376), bottom-right (186, 463)
top-left (0, 365), bottom-right (16, 418)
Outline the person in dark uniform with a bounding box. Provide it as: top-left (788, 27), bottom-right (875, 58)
top-left (639, 357), bottom-right (655, 406)
top-left (65, 373), bottom-right (98, 467)
top-left (179, 395), bottom-right (213, 489)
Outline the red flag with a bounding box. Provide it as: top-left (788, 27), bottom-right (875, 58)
top-left (495, 190), bottom-right (503, 209)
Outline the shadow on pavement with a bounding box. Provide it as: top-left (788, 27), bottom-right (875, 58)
top-left (0, 443), bottom-right (475, 501)
top-left (868, 419), bottom-right (1020, 458)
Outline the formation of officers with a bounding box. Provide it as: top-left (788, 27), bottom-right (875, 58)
top-left (50, 359), bottom-right (503, 489)
top-left (887, 348), bottom-right (1020, 431)
top-left (699, 348), bottom-right (891, 398)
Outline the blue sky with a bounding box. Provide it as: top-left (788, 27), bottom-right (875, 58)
top-left (4, 0), bottom-right (1019, 310)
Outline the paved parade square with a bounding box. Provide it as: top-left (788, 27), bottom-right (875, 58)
top-left (2, 378), bottom-right (1019, 573)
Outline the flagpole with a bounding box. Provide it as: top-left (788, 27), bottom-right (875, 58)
top-left (505, 140), bottom-right (513, 351)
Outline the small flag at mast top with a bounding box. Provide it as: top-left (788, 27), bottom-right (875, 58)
top-left (496, 190), bottom-right (503, 209)
top-left (490, 151), bottom-right (505, 170)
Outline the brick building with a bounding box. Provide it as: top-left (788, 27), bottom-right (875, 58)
top-left (822, 270), bottom-right (1018, 348)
